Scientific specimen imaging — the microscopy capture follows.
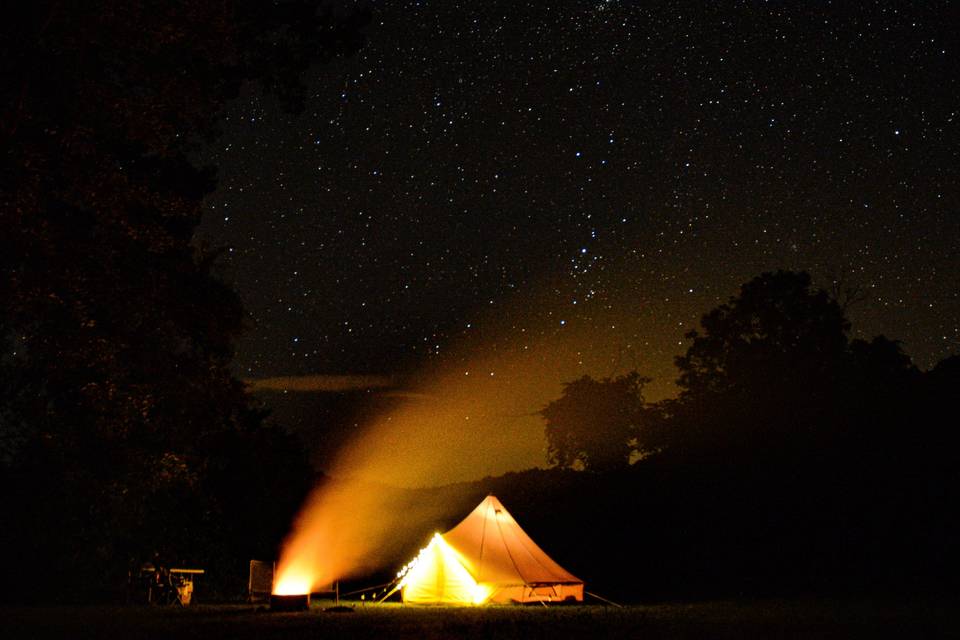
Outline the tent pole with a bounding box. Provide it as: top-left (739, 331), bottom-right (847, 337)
top-left (586, 591), bottom-right (624, 608)
top-left (378, 584), bottom-right (400, 603)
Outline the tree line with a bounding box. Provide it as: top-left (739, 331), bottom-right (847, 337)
top-left (537, 270), bottom-right (959, 597)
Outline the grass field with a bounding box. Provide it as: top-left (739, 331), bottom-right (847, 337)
top-left (3, 597), bottom-right (956, 639)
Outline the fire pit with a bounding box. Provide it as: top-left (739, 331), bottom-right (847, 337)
top-left (270, 593), bottom-right (311, 611)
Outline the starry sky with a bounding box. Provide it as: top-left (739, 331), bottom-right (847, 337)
top-left (198, 1), bottom-right (958, 485)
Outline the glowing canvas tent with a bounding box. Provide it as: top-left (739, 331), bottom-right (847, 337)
top-left (398, 533), bottom-right (482, 604)
top-left (398, 495), bottom-right (583, 604)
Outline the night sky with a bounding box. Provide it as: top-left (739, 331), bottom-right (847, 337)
top-left (198, 1), bottom-right (958, 484)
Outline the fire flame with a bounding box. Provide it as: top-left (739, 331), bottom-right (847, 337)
top-left (271, 480), bottom-right (376, 594)
top-left (271, 473), bottom-right (454, 595)
top-left (272, 573), bottom-right (311, 596)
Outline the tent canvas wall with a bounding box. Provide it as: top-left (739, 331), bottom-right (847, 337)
top-left (399, 533), bottom-right (482, 605)
top-left (400, 495), bottom-right (583, 604)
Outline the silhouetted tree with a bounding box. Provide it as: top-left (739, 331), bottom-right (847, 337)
top-left (540, 372), bottom-right (652, 472)
top-left (676, 270), bottom-right (850, 396)
top-left (664, 270), bottom-right (854, 458)
top-left (638, 270), bottom-right (960, 594)
top-left (0, 1), bottom-right (366, 601)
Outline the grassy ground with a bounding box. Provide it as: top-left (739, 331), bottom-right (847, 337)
top-left (2, 597), bottom-right (956, 639)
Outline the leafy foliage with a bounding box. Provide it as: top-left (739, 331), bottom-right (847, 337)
top-left (540, 372), bottom-right (652, 472)
top-left (663, 270), bottom-right (857, 457)
top-left (0, 1), bottom-right (366, 601)
top-left (675, 270), bottom-right (850, 397)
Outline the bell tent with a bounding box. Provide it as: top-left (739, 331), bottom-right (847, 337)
top-left (398, 495), bottom-right (583, 604)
